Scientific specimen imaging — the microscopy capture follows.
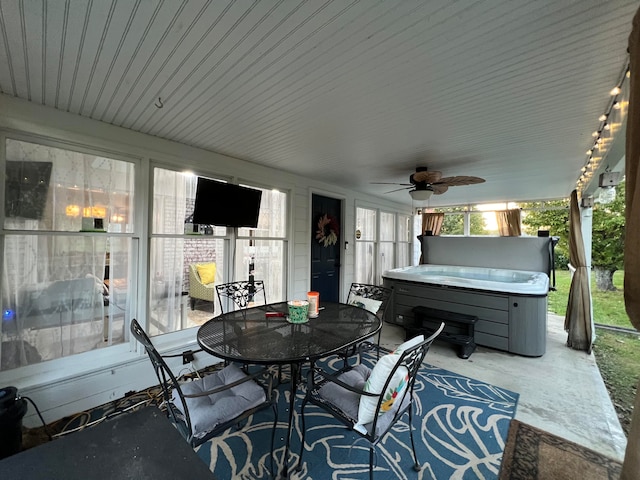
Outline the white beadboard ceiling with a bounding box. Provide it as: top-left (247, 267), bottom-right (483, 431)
top-left (0, 0), bottom-right (637, 207)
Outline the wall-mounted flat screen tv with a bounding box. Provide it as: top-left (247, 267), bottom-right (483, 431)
top-left (192, 178), bottom-right (262, 228)
top-left (5, 161), bottom-right (53, 220)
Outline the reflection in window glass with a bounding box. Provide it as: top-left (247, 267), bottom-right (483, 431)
top-left (1, 139), bottom-right (136, 371)
top-left (5, 139), bottom-right (134, 233)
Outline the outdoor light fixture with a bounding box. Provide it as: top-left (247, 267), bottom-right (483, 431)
top-left (595, 171), bottom-right (621, 205)
top-left (409, 188), bottom-right (434, 201)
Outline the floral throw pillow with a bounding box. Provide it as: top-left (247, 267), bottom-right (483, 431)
top-left (355, 353), bottom-right (409, 429)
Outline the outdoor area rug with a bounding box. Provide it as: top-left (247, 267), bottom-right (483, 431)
top-left (498, 419), bottom-right (622, 480)
top-left (195, 351), bottom-right (519, 480)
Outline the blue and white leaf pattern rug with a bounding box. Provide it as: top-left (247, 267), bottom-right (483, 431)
top-left (196, 353), bottom-right (518, 480)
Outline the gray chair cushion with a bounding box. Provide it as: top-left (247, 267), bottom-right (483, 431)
top-left (318, 364), bottom-right (410, 437)
top-left (318, 364), bottom-right (370, 420)
top-left (172, 364), bottom-right (266, 439)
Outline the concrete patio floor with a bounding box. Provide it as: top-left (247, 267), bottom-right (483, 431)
top-left (379, 313), bottom-right (627, 462)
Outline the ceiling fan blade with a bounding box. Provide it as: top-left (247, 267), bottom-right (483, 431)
top-left (434, 175), bottom-right (485, 187)
top-left (384, 186), bottom-right (413, 194)
top-left (412, 170), bottom-right (442, 183)
top-left (371, 182), bottom-right (413, 186)
top-left (432, 184), bottom-right (449, 195)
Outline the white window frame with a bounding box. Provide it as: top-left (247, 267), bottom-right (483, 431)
top-left (0, 131), bottom-right (145, 382)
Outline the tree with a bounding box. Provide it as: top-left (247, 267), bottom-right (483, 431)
top-left (520, 199), bottom-right (570, 269)
top-left (520, 183), bottom-right (626, 291)
top-left (591, 181), bottom-right (625, 291)
top-left (470, 212), bottom-right (488, 235)
top-left (437, 208), bottom-right (486, 235)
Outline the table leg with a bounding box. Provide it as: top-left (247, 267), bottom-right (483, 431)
top-left (280, 362), bottom-right (299, 478)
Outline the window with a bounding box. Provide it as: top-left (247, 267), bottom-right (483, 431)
top-left (355, 207), bottom-right (376, 284)
top-left (379, 211), bottom-right (395, 283)
top-left (356, 208), bottom-right (410, 284)
top-left (149, 169), bottom-right (288, 336)
top-left (1, 138), bottom-right (136, 371)
top-left (150, 168), bottom-right (227, 336)
top-left (438, 211), bottom-right (465, 235)
top-left (430, 205), bottom-right (491, 235)
top-left (469, 205), bottom-right (494, 235)
top-left (396, 214), bottom-right (411, 267)
top-left (235, 187), bottom-right (287, 304)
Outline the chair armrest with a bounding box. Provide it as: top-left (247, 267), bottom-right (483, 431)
top-left (312, 367), bottom-right (379, 397)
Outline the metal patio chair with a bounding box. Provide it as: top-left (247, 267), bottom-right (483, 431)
top-left (130, 319), bottom-right (277, 475)
top-left (295, 324), bottom-right (444, 480)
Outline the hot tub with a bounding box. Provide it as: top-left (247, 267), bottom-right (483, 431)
top-left (383, 264), bottom-right (549, 356)
top-left (382, 264), bottom-right (549, 295)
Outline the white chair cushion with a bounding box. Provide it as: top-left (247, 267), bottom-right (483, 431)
top-left (394, 334), bottom-right (424, 354)
top-left (172, 364), bottom-right (266, 439)
top-left (348, 295), bottom-right (383, 315)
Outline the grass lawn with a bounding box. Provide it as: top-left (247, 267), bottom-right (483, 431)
top-left (549, 269), bottom-right (639, 436)
top-left (548, 270), bottom-right (631, 328)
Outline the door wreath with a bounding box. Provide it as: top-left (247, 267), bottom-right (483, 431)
top-left (315, 213), bottom-right (339, 247)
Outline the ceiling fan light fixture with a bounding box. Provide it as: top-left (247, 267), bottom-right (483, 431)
top-left (409, 188), bottom-right (434, 201)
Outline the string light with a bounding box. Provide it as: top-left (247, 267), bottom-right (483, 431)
top-left (577, 60), bottom-right (629, 198)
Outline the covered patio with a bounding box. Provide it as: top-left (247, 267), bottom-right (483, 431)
top-left (0, 0), bottom-right (638, 477)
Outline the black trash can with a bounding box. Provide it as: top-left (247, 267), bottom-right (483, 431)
top-left (0, 386), bottom-right (28, 459)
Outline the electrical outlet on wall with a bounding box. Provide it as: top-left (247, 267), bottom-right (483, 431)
top-left (182, 350), bottom-right (195, 364)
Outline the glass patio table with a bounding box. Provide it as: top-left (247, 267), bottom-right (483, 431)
top-left (196, 301), bottom-right (381, 478)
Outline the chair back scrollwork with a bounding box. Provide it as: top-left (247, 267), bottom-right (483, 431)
top-left (215, 280), bottom-right (266, 313)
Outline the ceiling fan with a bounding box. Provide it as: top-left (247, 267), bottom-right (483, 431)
top-left (373, 166), bottom-right (485, 200)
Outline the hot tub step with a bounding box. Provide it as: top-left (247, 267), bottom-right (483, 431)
top-left (409, 306), bottom-right (478, 359)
